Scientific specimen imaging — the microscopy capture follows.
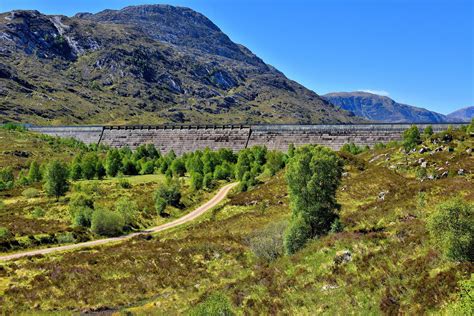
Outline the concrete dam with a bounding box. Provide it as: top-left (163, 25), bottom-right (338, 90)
top-left (28, 123), bottom-right (464, 155)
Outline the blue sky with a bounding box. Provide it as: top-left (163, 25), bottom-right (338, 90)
top-left (1, 0), bottom-right (472, 114)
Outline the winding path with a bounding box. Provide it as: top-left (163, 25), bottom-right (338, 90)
top-left (0, 182), bottom-right (237, 262)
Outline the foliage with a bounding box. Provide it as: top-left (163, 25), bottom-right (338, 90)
top-left (106, 149), bottom-right (122, 177)
top-left (188, 292), bottom-right (234, 316)
top-left (248, 221), bottom-right (287, 262)
top-left (171, 159), bottom-right (186, 177)
top-left (265, 150), bottom-right (286, 176)
top-left (154, 180), bottom-right (182, 211)
top-left (118, 178), bottom-right (132, 189)
top-left (0, 226), bottom-right (11, 240)
top-left (423, 125), bottom-right (433, 137)
top-left (22, 187), bottom-right (40, 199)
top-left (213, 162), bottom-right (233, 180)
top-left (115, 196), bottom-right (139, 227)
top-left (402, 125), bottom-right (421, 151)
top-left (191, 172), bottom-right (204, 191)
top-left (1, 123), bottom-right (26, 131)
top-left (70, 157), bottom-right (82, 180)
top-left (284, 145), bottom-right (343, 254)
top-left (43, 160), bottom-right (69, 199)
top-left (91, 208), bottom-right (125, 237)
top-left (31, 207), bottom-right (45, 218)
top-left (428, 198), bottom-right (473, 262)
top-left (69, 193), bottom-right (95, 227)
top-left (140, 160), bottom-right (155, 175)
top-left (203, 173), bottom-right (214, 189)
top-left (284, 214), bottom-right (312, 255)
top-left (0, 167), bottom-right (14, 190)
top-left (81, 152), bottom-right (98, 180)
top-left (28, 160), bottom-right (42, 183)
top-left (340, 142), bottom-right (367, 155)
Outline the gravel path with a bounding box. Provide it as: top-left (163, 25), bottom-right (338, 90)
top-left (0, 182), bottom-right (237, 261)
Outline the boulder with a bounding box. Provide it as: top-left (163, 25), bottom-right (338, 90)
top-left (334, 250), bottom-right (352, 265)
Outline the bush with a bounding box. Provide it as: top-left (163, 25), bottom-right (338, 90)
top-left (402, 125), bottom-right (421, 151)
top-left (330, 218), bottom-right (344, 233)
top-left (170, 159), bottom-right (186, 177)
top-left (140, 160), bottom-right (155, 175)
top-left (155, 197), bottom-right (167, 215)
top-left (189, 292), bottom-right (234, 316)
top-left (248, 221), bottom-right (287, 262)
top-left (213, 162), bottom-right (233, 180)
top-left (265, 150), bottom-right (286, 176)
top-left (284, 215), bottom-right (312, 255)
top-left (428, 198), bottom-right (473, 262)
top-left (115, 197), bottom-right (139, 227)
top-left (118, 178), bottom-right (132, 189)
top-left (91, 208), bottom-right (124, 237)
top-left (17, 170), bottom-right (30, 186)
top-left (203, 173), bottom-right (214, 189)
top-left (56, 232), bottom-right (76, 244)
top-left (31, 207), bottom-right (45, 218)
top-left (28, 160), bottom-right (43, 183)
top-left (81, 152), bottom-right (98, 180)
top-left (2, 123), bottom-right (26, 131)
top-left (0, 226), bottom-right (11, 240)
top-left (191, 172), bottom-right (204, 191)
top-left (154, 180), bottom-right (181, 208)
top-left (340, 142), bottom-right (366, 155)
top-left (22, 188), bottom-right (40, 199)
top-left (69, 193), bottom-right (95, 227)
top-left (0, 167), bottom-right (14, 191)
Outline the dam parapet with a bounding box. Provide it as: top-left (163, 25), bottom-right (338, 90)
top-left (26, 123), bottom-right (466, 153)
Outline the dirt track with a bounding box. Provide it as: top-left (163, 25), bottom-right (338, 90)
top-left (0, 182), bottom-right (237, 261)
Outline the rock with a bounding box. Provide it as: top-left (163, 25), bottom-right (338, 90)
top-left (378, 191), bottom-right (388, 201)
top-left (342, 172), bottom-right (349, 177)
top-left (434, 146), bottom-right (444, 152)
top-left (334, 250), bottom-right (352, 265)
top-left (466, 148), bottom-right (472, 154)
top-left (440, 171), bottom-right (449, 178)
top-left (321, 284), bottom-right (339, 291)
top-left (417, 158), bottom-right (425, 165)
top-left (427, 175), bottom-right (435, 180)
top-left (419, 147), bottom-right (430, 154)
top-left (458, 169), bottom-right (465, 176)
top-left (421, 161), bottom-right (428, 168)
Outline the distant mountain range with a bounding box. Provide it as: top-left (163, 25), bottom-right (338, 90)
top-left (0, 5), bottom-right (359, 125)
top-left (323, 91), bottom-right (471, 123)
top-left (446, 106), bottom-right (474, 122)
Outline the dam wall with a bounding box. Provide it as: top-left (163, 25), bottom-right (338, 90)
top-left (26, 123), bottom-right (465, 154)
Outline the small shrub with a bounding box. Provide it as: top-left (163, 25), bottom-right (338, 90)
top-left (248, 221), bottom-right (287, 262)
top-left (402, 125), bottom-right (421, 151)
top-left (22, 187), bottom-right (40, 199)
top-left (56, 232), bottom-right (76, 244)
top-left (340, 142), bottom-right (366, 155)
top-left (2, 123), bottom-right (25, 131)
top-left (118, 178), bottom-right (132, 189)
top-left (330, 218), bottom-right (344, 233)
top-left (0, 226), bottom-right (10, 240)
top-left (31, 207), bottom-right (45, 218)
top-left (428, 198), bottom-right (473, 262)
top-left (115, 196), bottom-right (139, 227)
top-left (189, 292), bottom-right (234, 316)
top-left (284, 215), bottom-right (312, 254)
top-left (91, 208), bottom-right (125, 237)
top-left (72, 207), bottom-right (94, 228)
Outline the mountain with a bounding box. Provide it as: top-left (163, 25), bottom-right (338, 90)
top-left (447, 106), bottom-right (474, 122)
top-left (0, 5), bottom-right (360, 125)
top-left (323, 91), bottom-right (449, 123)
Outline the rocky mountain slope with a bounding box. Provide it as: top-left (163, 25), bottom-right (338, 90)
top-left (0, 5), bottom-right (359, 125)
top-left (447, 106), bottom-right (474, 122)
top-left (323, 91), bottom-right (449, 123)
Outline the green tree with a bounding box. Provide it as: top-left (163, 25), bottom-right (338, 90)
top-left (284, 145), bottom-right (343, 254)
top-left (44, 160), bottom-right (69, 200)
top-left (28, 160), bottom-right (42, 183)
top-left (106, 149), bottom-right (122, 177)
top-left (70, 157), bottom-right (82, 181)
top-left (171, 159), bottom-right (186, 177)
top-left (288, 143), bottom-right (295, 158)
top-left (191, 172), bottom-right (204, 191)
top-left (423, 125), bottom-right (434, 137)
top-left (96, 160), bottom-right (106, 180)
top-left (213, 162), bottom-right (233, 180)
top-left (265, 150), bottom-right (285, 176)
top-left (402, 125), bottom-right (422, 151)
top-left (17, 170), bottom-right (30, 186)
top-left (154, 180), bottom-right (181, 209)
top-left (91, 208), bottom-right (125, 237)
top-left (235, 150), bottom-right (251, 180)
top-left (115, 196), bottom-right (139, 228)
top-left (428, 198), bottom-right (473, 262)
top-left (203, 173), bottom-right (214, 189)
top-left (140, 160), bottom-right (155, 175)
top-left (0, 167), bottom-right (14, 190)
top-left (81, 152), bottom-right (98, 180)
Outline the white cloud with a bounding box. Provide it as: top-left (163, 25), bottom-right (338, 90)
top-left (358, 89), bottom-right (390, 97)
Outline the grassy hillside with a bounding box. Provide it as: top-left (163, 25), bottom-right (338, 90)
top-left (0, 126), bottom-right (472, 314)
